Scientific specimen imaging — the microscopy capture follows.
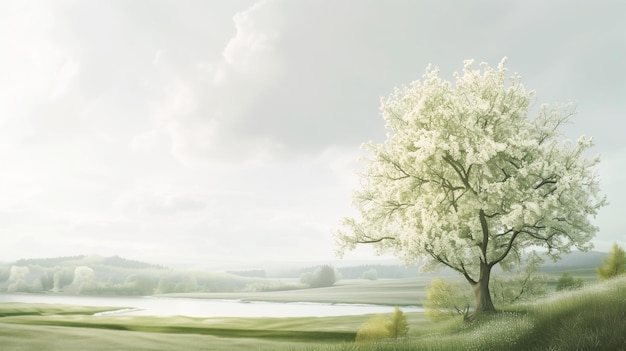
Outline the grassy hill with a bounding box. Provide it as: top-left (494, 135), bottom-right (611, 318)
top-left (387, 275), bottom-right (626, 351)
top-left (14, 255), bottom-right (167, 270)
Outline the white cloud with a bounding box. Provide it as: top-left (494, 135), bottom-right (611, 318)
top-left (219, 0), bottom-right (281, 79)
top-left (114, 189), bottom-right (207, 216)
top-left (131, 130), bottom-right (170, 154)
top-left (152, 50), bottom-right (163, 66)
top-left (0, 0), bottom-right (624, 265)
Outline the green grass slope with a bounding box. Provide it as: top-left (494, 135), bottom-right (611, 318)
top-left (514, 275), bottom-right (626, 350)
top-left (298, 275), bottom-right (626, 351)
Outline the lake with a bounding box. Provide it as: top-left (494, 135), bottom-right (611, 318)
top-left (0, 293), bottom-right (423, 318)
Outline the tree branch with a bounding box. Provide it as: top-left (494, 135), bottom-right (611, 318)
top-left (534, 175), bottom-right (558, 190)
top-left (355, 236), bottom-right (396, 244)
top-left (478, 209), bottom-right (490, 263)
top-left (488, 231), bottom-right (520, 268)
top-left (442, 154), bottom-right (476, 195)
top-left (425, 246), bottom-right (477, 285)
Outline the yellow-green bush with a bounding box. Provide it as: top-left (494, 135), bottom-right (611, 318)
top-left (355, 307), bottom-right (408, 342)
top-left (355, 314), bottom-right (392, 342)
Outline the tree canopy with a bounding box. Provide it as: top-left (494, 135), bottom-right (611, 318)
top-left (336, 58), bottom-right (606, 317)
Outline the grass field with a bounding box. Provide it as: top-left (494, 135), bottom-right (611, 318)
top-left (0, 304), bottom-right (414, 351)
top-left (1, 275), bottom-right (624, 351)
top-left (164, 277), bottom-right (431, 306)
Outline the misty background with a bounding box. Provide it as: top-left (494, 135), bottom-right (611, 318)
top-left (1, 0), bottom-right (624, 268)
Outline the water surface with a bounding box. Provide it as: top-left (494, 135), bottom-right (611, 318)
top-left (0, 293), bottom-right (423, 318)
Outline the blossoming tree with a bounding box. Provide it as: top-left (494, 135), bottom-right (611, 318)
top-left (335, 59), bottom-right (606, 318)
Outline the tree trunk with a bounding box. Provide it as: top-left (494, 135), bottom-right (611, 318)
top-left (468, 261), bottom-right (496, 320)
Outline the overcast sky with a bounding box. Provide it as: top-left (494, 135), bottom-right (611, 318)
top-left (1, 0), bottom-right (624, 268)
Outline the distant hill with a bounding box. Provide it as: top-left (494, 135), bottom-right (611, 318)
top-left (540, 250), bottom-right (606, 271)
top-left (261, 250), bottom-right (608, 279)
top-left (14, 255), bottom-right (166, 270)
top-left (14, 255), bottom-right (87, 268)
top-left (8, 250), bottom-right (607, 278)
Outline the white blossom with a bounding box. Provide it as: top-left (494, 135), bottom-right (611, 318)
top-left (335, 59), bottom-right (607, 307)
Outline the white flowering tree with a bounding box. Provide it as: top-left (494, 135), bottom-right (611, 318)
top-left (335, 59), bottom-right (606, 318)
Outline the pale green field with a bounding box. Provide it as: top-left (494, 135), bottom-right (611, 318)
top-left (164, 277), bottom-right (431, 306)
top-left (0, 303), bottom-right (427, 351)
top-left (0, 279), bottom-right (432, 351)
top-left (1, 275), bottom-right (624, 351)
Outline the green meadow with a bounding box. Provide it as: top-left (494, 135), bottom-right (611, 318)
top-left (1, 275), bottom-right (624, 351)
top-left (164, 277), bottom-right (431, 306)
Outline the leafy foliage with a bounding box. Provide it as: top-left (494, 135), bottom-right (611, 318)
top-left (491, 252), bottom-right (547, 305)
top-left (1, 258), bottom-right (260, 295)
top-left (355, 314), bottom-right (392, 342)
top-left (124, 275), bottom-right (158, 295)
top-left (555, 272), bottom-right (585, 291)
top-left (423, 278), bottom-right (473, 320)
top-left (386, 307), bottom-right (409, 339)
top-left (336, 58), bottom-right (606, 316)
top-left (597, 243), bottom-right (626, 280)
top-left (355, 307), bottom-right (409, 342)
top-left (301, 265), bottom-right (337, 288)
top-left (361, 268), bottom-right (378, 280)
top-left (53, 269), bottom-right (74, 291)
top-left (299, 272), bottom-right (313, 285)
top-left (425, 254), bottom-right (547, 319)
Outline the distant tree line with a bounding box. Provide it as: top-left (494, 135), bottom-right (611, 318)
top-left (278, 264), bottom-right (422, 280)
top-left (102, 255), bottom-right (167, 270)
top-left (0, 255), bottom-right (264, 295)
top-left (226, 269), bottom-right (266, 278)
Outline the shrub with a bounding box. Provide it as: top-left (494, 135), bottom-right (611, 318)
top-left (355, 307), bottom-right (409, 342)
top-left (555, 272), bottom-right (584, 291)
top-left (355, 314), bottom-right (392, 342)
top-left (310, 265), bottom-right (336, 288)
top-left (157, 279), bottom-right (176, 294)
top-left (299, 271), bottom-right (313, 285)
top-left (491, 252), bottom-right (547, 305)
top-left (424, 278), bottom-right (473, 320)
top-left (53, 269), bottom-right (74, 291)
top-left (174, 277), bottom-right (198, 293)
top-left (124, 275), bottom-right (157, 295)
top-left (387, 307), bottom-right (409, 339)
top-left (597, 243), bottom-right (626, 280)
top-left (361, 268), bottom-right (378, 280)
